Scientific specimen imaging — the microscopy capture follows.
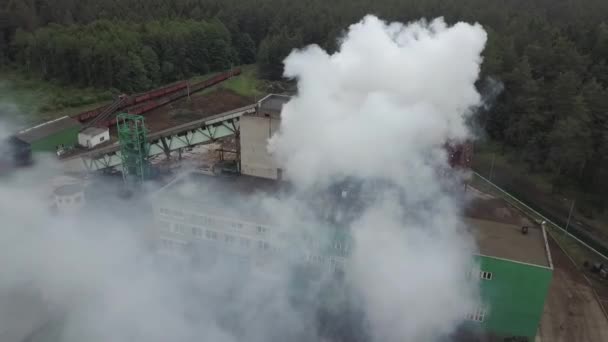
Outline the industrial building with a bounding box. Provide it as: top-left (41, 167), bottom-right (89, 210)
top-left (78, 127), bottom-right (110, 149)
top-left (148, 95), bottom-right (553, 341)
top-left (52, 183), bottom-right (86, 214)
top-left (239, 94), bottom-right (287, 180)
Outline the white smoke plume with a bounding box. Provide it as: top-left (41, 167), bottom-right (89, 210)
top-left (0, 14), bottom-right (488, 342)
top-left (270, 15), bottom-right (487, 341)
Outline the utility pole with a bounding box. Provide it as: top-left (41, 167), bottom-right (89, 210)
top-left (489, 153), bottom-right (496, 182)
top-left (565, 199), bottom-right (576, 233)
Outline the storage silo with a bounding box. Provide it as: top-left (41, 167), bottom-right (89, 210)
top-left (53, 184), bottom-right (85, 214)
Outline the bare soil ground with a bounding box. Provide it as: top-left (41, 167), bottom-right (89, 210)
top-left (143, 89), bottom-right (254, 133)
top-left (539, 238), bottom-right (608, 342)
top-left (465, 196), bottom-right (532, 226)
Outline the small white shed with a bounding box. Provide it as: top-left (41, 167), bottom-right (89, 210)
top-left (78, 127), bottom-right (110, 149)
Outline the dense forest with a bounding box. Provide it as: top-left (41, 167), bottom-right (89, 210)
top-left (2, 0), bottom-right (608, 213)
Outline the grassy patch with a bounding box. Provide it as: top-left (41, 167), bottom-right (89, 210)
top-left (0, 65), bottom-right (265, 128)
top-left (220, 65), bottom-right (264, 98)
top-left (193, 65), bottom-right (264, 99)
top-left (0, 70), bottom-right (112, 125)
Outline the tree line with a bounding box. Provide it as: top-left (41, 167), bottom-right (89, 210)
top-left (7, 19), bottom-right (254, 92)
top-left (2, 0), bottom-right (608, 213)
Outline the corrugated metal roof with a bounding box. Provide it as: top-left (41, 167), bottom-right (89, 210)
top-left (258, 94), bottom-right (290, 113)
top-left (17, 116), bottom-right (82, 143)
top-left (80, 127), bottom-right (108, 137)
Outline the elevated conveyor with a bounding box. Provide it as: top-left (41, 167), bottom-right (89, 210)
top-left (62, 104), bottom-right (257, 173)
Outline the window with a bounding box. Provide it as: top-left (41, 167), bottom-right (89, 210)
top-left (206, 230), bottom-right (218, 240)
top-left (480, 271), bottom-right (493, 280)
top-left (172, 223), bottom-right (188, 235)
top-left (258, 240), bottom-right (269, 250)
top-left (207, 217), bottom-right (217, 227)
top-left (224, 234), bottom-right (235, 244)
top-left (192, 227), bottom-right (203, 238)
top-left (256, 225), bottom-right (267, 234)
top-left (100, 136), bottom-right (105, 142)
top-left (466, 308), bottom-right (486, 322)
top-left (160, 239), bottom-right (187, 253)
top-left (231, 222), bottom-right (243, 230)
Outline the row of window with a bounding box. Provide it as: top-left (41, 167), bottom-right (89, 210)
top-left (480, 271), bottom-right (493, 280)
top-left (301, 235), bottom-right (349, 253)
top-left (160, 239), bottom-right (187, 254)
top-left (466, 308), bottom-right (486, 322)
top-left (159, 216), bottom-right (348, 256)
top-left (306, 253), bottom-right (344, 270)
top-left (56, 195), bottom-right (83, 204)
top-left (467, 269), bottom-right (494, 281)
top-left (159, 208), bottom-right (350, 253)
top-left (160, 226), bottom-right (345, 271)
top-left (170, 222), bottom-right (274, 252)
top-left (159, 208), bottom-right (271, 235)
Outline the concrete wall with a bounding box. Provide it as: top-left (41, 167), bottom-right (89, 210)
top-left (240, 114), bottom-right (281, 180)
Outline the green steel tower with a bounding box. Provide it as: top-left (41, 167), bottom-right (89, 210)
top-left (117, 113), bottom-right (150, 188)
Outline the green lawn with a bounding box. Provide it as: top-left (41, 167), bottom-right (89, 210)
top-left (0, 65), bottom-right (265, 128)
top-left (196, 64), bottom-right (264, 99)
top-left (0, 70), bottom-right (113, 125)
top-left (220, 65), bottom-right (264, 98)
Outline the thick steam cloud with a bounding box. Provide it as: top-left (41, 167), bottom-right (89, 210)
top-left (0, 15), bottom-right (488, 342)
top-left (271, 15), bottom-right (486, 187)
top-left (270, 15), bottom-right (488, 341)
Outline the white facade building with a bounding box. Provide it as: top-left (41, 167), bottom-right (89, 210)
top-left (150, 173), bottom-right (349, 273)
top-left (78, 127), bottom-right (110, 149)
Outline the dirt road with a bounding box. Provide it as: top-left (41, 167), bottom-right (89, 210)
top-left (539, 238), bottom-right (608, 341)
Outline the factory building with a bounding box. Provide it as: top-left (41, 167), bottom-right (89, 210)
top-left (78, 126), bottom-right (110, 149)
top-left (239, 94), bottom-right (288, 180)
top-left (151, 172), bottom-right (552, 341)
top-left (148, 94), bottom-right (552, 341)
top-left (0, 136), bottom-right (31, 171)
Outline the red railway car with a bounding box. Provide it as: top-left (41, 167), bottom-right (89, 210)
top-left (77, 69), bottom-right (242, 127)
top-left (76, 106), bottom-right (107, 121)
top-left (134, 81), bottom-right (188, 104)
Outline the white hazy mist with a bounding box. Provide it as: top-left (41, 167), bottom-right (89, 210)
top-left (270, 15), bottom-right (487, 341)
top-left (0, 15), bottom-right (487, 342)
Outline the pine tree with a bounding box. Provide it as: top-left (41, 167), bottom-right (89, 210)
top-left (141, 45), bottom-right (161, 86)
top-left (235, 33), bottom-right (256, 64)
